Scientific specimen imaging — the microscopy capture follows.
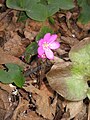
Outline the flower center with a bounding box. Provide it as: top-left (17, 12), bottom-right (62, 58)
top-left (43, 42), bottom-right (49, 49)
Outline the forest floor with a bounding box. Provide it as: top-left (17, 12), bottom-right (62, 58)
top-left (0, 2), bottom-right (90, 120)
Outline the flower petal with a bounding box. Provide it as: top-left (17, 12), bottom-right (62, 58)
top-left (48, 34), bottom-right (57, 43)
top-left (49, 41), bottom-right (60, 49)
top-left (38, 38), bottom-right (44, 46)
top-left (44, 33), bottom-right (51, 41)
top-left (45, 48), bottom-right (54, 60)
top-left (38, 54), bottom-right (46, 59)
top-left (38, 46), bottom-right (44, 56)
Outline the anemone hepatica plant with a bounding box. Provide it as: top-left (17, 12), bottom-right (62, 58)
top-left (47, 38), bottom-right (90, 101)
top-left (38, 33), bottom-right (60, 60)
top-left (6, 0), bottom-right (75, 21)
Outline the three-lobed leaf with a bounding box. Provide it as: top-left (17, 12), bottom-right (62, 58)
top-left (0, 63), bottom-right (25, 87)
top-left (6, 0), bottom-right (75, 21)
top-left (47, 37), bottom-right (90, 101)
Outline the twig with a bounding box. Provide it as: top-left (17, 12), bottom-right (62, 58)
top-left (24, 65), bottom-right (42, 77)
top-left (24, 61), bottom-right (52, 77)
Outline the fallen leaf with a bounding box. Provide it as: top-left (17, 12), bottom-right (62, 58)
top-left (61, 36), bottom-right (79, 47)
top-left (88, 102), bottom-right (90, 120)
top-left (0, 88), bottom-right (9, 120)
top-left (3, 32), bottom-right (25, 57)
top-left (0, 48), bottom-right (27, 67)
top-left (66, 100), bottom-right (84, 119)
top-left (0, 87), bottom-right (17, 120)
top-left (12, 99), bottom-right (29, 120)
top-left (23, 83), bottom-right (57, 120)
top-left (73, 104), bottom-right (87, 120)
top-left (0, 82), bottom-right (16, 93)
top-left (16, 111), bottom-right (45, 120)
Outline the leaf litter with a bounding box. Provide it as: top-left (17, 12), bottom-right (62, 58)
top-left (0, 1), bottom-right (90, 120)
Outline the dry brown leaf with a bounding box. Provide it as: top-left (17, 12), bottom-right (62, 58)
top-left (73, 104), bottom-right (87, 120)
top-left (16, 111), bottom-right (45, 120)
top-left (40, 83), bottom-right (53, 97)
top-left (0, 83), bottom-right (18, 120)
top-left (24, 19), bottom-right (43, 41)
top-left (0, 82), bottom-right (16, 94)
top-left (23, 83), bottom-right (57, 120)
top-left (3, 32), bottom-right (25, 57)
top-left (0, 87), bottom-right (18, 120)
top-left (0, 88), bottom-right (9, 120)
top-left (0, 31), bottom-right (6, 47)
top-left (12, 99), bottom-right (29, 120)
top-left (35, 94), bottom-right (57, 120)
top-left (88, 102), bottom-right (90, 120)
top-left (65, 100), bottom-right (84, 119)
top-left (61, 36), bottom-right (79, 47)
top-left (46, 60), bottom-right (72, 99)
top-left (12, 98), bottom-right (45, 120)
top-left (0, 48), bottom-right (27, 67)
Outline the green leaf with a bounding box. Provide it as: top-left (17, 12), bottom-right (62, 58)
top-left (36, 26), bottom-right (53, 42)
top-left (6, 0), bottom-right (48, 21)
top-left (0, 70), bottom-right (13, 83)
top-left (47, 0), bottom-right (75, 16)
top-left (6, 0), bottom-right (29, 11)
top-left (40, 0), bottom-right (48, 5)
top-left (69, 38), bottom-right (90, 76)
top-left (26, 3), bottom-right (48, 21)
top-left (47, 0), bottom-right (75, 10)
top-left (0, 63), bottom-right (25, 87)
top-left (65, 74), bottom-right (88, 100)
top-left (78, 0), bottom-right (90, 24)
top-left (87, 88), bottom-right (90, 100)
top-left (25, 42), bottom-right (38, 63)
top-left (6, 0), bottom-right (75, 22)
top-left (47, 3), bottom-right (60, 16)
top-left (6, 0), bottom-right (40, 11)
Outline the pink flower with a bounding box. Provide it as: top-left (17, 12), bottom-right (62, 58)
top-left (38, 33), bottom-right (60, 60)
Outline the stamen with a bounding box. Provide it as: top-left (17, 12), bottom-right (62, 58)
top-left (43, 42), bottom-right (49, 49)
